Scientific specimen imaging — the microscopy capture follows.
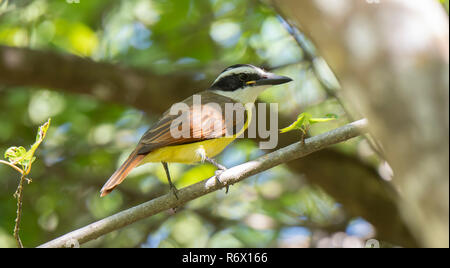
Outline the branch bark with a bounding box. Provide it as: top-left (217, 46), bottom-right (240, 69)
top-left (37, 119), bottom-right (367, 248)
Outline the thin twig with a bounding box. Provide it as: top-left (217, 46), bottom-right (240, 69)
top-left (0, 160), bottom-right (23, 174)
top-left (13, 173), bottom-right (26, 248)
top-left (37, 119), bottom-right (368, 248)
top-left (0, 160), bottom-right (26, 247)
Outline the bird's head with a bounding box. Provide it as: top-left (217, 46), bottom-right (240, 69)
top-left (209, 64), bottom-right (293, 103)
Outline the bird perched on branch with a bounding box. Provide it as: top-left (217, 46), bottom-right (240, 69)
top-left (100, 64), bottom-right (292, 198)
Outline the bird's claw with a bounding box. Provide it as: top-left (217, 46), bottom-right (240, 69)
top-left (215, 169), bottom-right (229, 194)
top-left (169, 184), bottom-right (179, 200)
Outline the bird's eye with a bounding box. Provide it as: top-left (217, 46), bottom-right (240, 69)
top-left (239, 73), bottom-right (248, 81)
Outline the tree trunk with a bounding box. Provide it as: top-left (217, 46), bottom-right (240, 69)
top-left (275, 0), bottom-right (449, 247)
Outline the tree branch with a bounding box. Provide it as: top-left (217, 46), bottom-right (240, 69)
top-left (0, 45), bottom-right (206, 114)
top-left (37, 119), bottom-right (368, 248)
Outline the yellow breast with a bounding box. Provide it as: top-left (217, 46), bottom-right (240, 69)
top-left (140, 105), bottom-right (252, 164)
top-left (140, 137), bottom-right (235, 164)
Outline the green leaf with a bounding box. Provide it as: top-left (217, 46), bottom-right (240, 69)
top-left (4, 146), bottom-right (27, 163)
top-left (3, 118), bottom-right (51, 174)
top-left (308, 113), bottom-right (337, 125)
top-left (308, 117), bottom-right (335, 124)
top-left (280, 112), bottom-right (338, 134)
top-left (22, 118), bottom-right (51, 173)
top-left (279, 113), bottom-right (310, 133)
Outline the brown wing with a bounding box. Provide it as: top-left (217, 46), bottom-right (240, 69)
top-left (136, 91), bottom-right (247, 155)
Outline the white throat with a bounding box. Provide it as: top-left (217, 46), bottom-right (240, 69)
top-left (211, 85), bottom-right (270, 104)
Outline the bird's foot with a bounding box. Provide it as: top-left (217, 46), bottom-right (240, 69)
top-left (169, 184), bottom-right (179, 200)
top-left (205, 157), bottom-right (230, 193)
top-left (215, 168), bottom-right (230, 194)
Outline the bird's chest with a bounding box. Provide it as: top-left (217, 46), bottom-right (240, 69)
top-left (142, 137), bottom-right (237, 164)
top-left (140, 104), bottom-right (252, 164)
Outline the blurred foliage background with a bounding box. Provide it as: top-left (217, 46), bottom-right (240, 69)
top-left (0, 0), bottom-right (446, 248)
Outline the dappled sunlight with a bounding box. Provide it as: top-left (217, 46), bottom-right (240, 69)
top-left (1, 0), bottom-right (446, 248)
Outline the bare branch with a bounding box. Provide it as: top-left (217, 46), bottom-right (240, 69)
top-left (37, 119), bottom-right (368, 248)
top-left (0, 45), bottom-right (206, 114)
top-left (13, 174), bottom-right (26, 248)
top-left (0, 160), bottom-right (23, 174)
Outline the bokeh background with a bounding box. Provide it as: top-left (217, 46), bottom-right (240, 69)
top-left (0, 0), bottom-right (448, 248)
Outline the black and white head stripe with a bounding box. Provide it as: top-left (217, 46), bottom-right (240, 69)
top-left (210, 64), bottom-right (268, 92)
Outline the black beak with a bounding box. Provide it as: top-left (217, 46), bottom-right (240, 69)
top-left (254, 73), bottom-right (293, 86)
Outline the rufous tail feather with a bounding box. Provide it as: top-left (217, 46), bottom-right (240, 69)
top-left (100, 152), bottom-right (145, 197)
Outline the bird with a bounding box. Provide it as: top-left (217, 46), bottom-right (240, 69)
top-left (100, 64), bottom-right (292, 198)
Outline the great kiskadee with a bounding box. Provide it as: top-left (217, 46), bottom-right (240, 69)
top-left (100, 64), bottom-right (292, 197)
